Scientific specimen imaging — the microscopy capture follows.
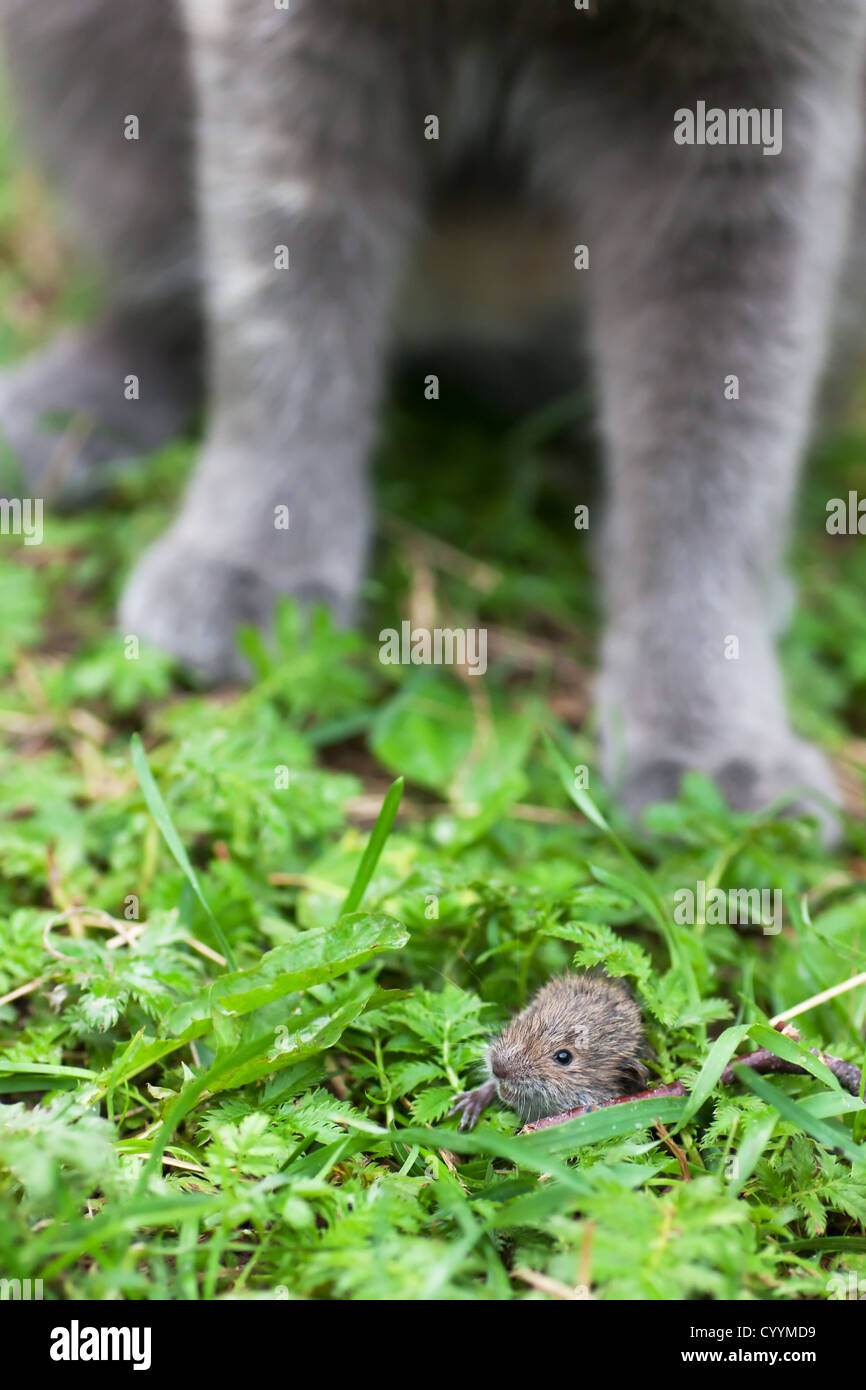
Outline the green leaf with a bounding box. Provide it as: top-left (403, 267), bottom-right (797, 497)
top-left (164, 913), bottom-right (409, 1039)
top-left (203, 985), bottom-right (378, 1094)
top-left (137, 988), bottom-right (378, 1189)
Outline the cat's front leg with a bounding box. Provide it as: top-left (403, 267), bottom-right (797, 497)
top-left (120, 3), bottom-right (422, 680)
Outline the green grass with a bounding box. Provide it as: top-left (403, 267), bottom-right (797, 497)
top-left (1, 118), bottom-right (866, 1303)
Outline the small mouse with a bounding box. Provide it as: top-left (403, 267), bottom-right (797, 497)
top-left (450, 972), bottom-right (649, 1130)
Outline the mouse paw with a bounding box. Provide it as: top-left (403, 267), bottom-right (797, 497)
top-left (448, 1081), bottom-right (497, 1131)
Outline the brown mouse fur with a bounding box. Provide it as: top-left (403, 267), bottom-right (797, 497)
top-left (453, 972), bottom-right (649, 1127)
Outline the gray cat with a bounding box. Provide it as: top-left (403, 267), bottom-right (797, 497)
top-left (2, 0), bottom-right (864, 835)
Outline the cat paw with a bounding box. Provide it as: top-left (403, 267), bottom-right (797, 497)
top-left (620, 737), bottom-right (842, 844)
top-left (119, 526), bottom-right (359, 684)
top-left (118, 530), bottom-right (277, 683)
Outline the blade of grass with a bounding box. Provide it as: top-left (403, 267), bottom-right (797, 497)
top-left (338, 775), bottom-right (403, 918)
top-left (163, 913), bottom-right (408, 1039)
top-left (130, 733), bottom-right (235, 970)
top-left (391, 1124), bottom-right (593, 1192)
top-left (782, 1236), bottom-right (866, 1254)
top-left (746, 1022), bottom-right (843, 1092)
top-left (396, 1093), bottom-right (688, 1171)
top-left (0, 1060), bottom-right (96, 1079)
top-left (678, 1023), bottom-right (752, 1125)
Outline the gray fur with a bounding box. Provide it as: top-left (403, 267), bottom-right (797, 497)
top-left (1, 0), bottom-right (864, 826)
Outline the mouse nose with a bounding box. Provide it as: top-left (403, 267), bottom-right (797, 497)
top-left (491, 1058), bottom-right (512, 1081)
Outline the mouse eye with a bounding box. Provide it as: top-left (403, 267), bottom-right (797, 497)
top-left (553, 1050), bottom-right (572, 1066)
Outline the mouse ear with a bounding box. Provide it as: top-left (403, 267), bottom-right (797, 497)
top-left (618, 1058), bottom-right (649, 1094)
